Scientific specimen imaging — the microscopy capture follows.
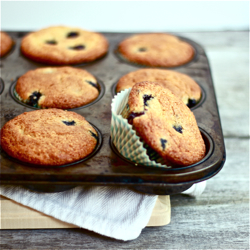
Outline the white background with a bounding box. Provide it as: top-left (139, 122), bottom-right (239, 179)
top-left (1, 1), bottom-right (249, 32)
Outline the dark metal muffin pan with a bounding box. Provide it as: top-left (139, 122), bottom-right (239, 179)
top-left (0, 31), bottom-right (226, 195)
top-left (0, 78), bottom-right (4, 95)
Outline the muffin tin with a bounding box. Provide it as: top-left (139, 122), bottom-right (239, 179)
top-left (0, 78), bottom-right (4, 95)
top-left (0, 31), bottom-right (226, 194)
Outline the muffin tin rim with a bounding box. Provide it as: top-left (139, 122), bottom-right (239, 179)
top-left (0, 77), bottom-right (4, 95)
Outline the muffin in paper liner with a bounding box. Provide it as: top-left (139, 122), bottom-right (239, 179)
top-left (111, 89), bottom-right (172, 168)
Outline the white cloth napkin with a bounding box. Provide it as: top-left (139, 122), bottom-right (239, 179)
top-left (181, 180), bottom-right (207, 197)
top-left (0, 181), bottom-right (206, 241)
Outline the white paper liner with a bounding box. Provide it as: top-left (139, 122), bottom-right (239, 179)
top-left (111, 89), bottom-right (171, 168)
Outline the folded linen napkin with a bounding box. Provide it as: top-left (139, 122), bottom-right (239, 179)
top-left (0, 185), bottom-right (157, 241)
top-left (0, 181), bottom-right (206, 241)
top-left (181, 180), bottom-right (207, 197)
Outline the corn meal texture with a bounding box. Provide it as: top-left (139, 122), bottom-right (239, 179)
top-left (0, 31), bottom-right (13, 57)
top-left (21, 26), bottom-right (109, 65)
top-left (116, 68), bottom-right (201, 107)
top-left (118, 33), bottom-right (194, 67)
top-left (127, 81), bottom-right (206, 166)
top-left (15, 67), bottom-right (99, 109)
top-left (1, 109), bottom-right (98, 166)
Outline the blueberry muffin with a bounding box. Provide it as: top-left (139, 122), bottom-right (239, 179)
top-left (116, 68), bottom-right (201, 107)
top-left (122, 81), bottom-right (206, 166)
top-left (0, 109), bottom-right (98, 166)
top-left (118, 33), bottom-right (194, 67)
top-left (21, 26), bottom-right (109, 65)
top-left (15, 66), bottom-right (99, 109)
top-left (0, 31), bottom-right (13, 57)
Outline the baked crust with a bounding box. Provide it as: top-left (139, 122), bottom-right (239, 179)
top-left (15, 66), bottom-right (99, 109)
top-left (1, 109), bottom-right (98, 166)
top-left (0, 31), bottom-right (13, 57)
top-left (21, 26), bottom-right (109, 65)
top-left (118, 33), bottom-right (194, 67)
top-left (127, 81), bottom-right (206, 166)
top-left (116, 68), bottom-right (201, 106)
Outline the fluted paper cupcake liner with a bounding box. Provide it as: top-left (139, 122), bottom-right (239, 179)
top-left (111, 89), bottom-right (171, 168)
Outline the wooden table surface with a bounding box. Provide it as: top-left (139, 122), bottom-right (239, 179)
top-left (0, 30), bottom-right (249, 249)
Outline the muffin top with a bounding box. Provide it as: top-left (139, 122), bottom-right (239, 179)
top-left (0, 31), bottom-right (13, 57)
top-left (127, 81), bottom-right (206, 166)
top-left (118, 33), bottom-right (194, 67)
top-left (1, 109), bottom-right (98, 166)
top-left (21, 26), bottom-right (109, 65)
top-left (116, 68), bottom-right (201, 107)
top-left (15, 66), bottom-right (99, 109)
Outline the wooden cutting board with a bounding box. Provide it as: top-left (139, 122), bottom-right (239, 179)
top-left (0, 195), bottom-right (170, 229)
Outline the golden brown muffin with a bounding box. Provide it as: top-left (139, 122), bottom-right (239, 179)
top-left (0, 31), bottom-right (13, 57)
top-left (125, 81), bottom-right (206, 166)
top-left (118, 33), bottom-right (194, 67)
top-left (15, 66), bottom-right (99, 109)
top-left (1, 109), bottom-right (98, 166)
top-left (21, 26), bottom-right (109, 65)
top-left (116, 68), bottom-right (201, 107)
